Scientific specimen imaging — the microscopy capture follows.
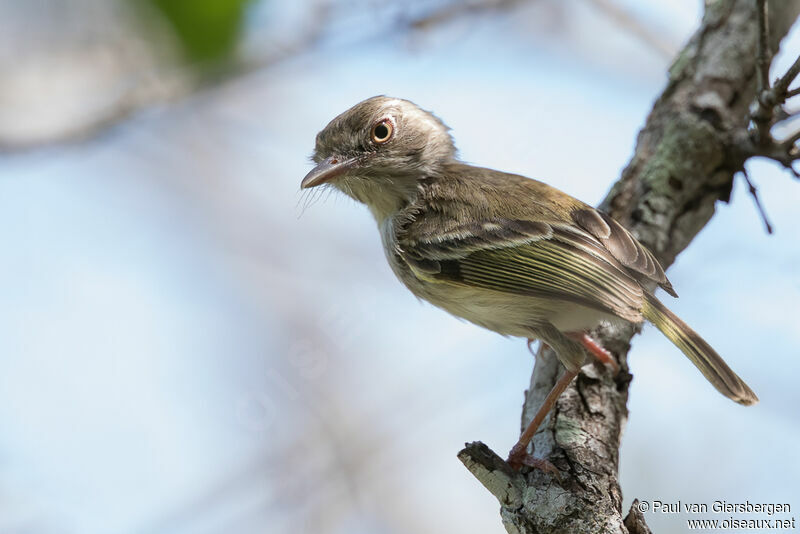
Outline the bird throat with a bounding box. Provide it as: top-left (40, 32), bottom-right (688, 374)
top-left (336, 174), bottom-right (419, 223)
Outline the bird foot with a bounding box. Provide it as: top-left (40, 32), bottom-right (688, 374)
top-left (506, 444), bottom-right (560, 478)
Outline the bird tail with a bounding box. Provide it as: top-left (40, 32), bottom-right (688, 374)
top-left (642, 294), bottom-right (758, 406)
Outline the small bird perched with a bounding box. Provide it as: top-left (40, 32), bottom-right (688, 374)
top-left (301, 96), bottom-right (758, 470)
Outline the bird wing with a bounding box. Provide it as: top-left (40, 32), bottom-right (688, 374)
top-left (570, 207), bottom-right (675, 296)
top-left (397, 215), bottom-right (646, 323)
top-left (394, 165), bottom-right (680, 322)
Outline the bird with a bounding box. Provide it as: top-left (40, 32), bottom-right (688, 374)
top-left (300, 95), bottom-right (758, 470)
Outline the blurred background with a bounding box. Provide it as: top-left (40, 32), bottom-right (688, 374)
top-left (1, 1), bottom-right (799, 533)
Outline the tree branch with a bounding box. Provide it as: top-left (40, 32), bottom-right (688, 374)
top-left (459, 1), bottom-right (800, 532)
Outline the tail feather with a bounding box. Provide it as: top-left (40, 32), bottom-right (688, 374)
top-left (642, 294), bottom-right (758, 406)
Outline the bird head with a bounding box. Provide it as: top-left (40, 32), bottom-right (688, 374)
top-left (301, 96), bottom-right (456, 220)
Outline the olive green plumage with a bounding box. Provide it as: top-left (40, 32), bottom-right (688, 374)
top-left (641, 296), bottom-right (756, 405)
top-left (302, 95), bottom-right (757, 406)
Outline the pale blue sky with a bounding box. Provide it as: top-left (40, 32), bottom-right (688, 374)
top-left (0, 2), bottom-right (798, 533)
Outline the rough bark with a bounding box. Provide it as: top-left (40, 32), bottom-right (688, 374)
top-left (459, 1), bottom-right (800, 532)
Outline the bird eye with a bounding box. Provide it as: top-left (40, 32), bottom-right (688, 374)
top-left (371, 119), bottom-right (394, 144)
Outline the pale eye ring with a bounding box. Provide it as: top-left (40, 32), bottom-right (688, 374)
top-left (371, 118), bottom-right (394, 144)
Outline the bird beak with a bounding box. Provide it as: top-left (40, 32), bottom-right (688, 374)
top-left (301, 155), bottom-right (361, 189)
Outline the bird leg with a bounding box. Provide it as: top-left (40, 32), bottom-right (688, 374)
top-left (567, 332), bottom-right (619, 373)
top-left (507, 368), bottom-right (579, 471)
top-left (509, 332), bottom-right (613, 471)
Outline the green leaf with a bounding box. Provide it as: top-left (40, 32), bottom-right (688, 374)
top-left (143, 0), bottom-right (255, 66)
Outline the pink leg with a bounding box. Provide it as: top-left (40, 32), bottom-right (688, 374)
top-left (567, 332), bottom-right (619, 373)
top-left (507, 368), bottom-right (579, 471)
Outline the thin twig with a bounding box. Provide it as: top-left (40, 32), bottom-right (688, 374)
top-left (786, 86), bottom-right (800, 99)
top-left (741, 167), bottom-right (774, 234)
top-left (773, 55), bottom-right (800, 97)
top-left (782, 128), bottom-right (800, 148)
top-left (752, 0), bottom-right (774, 145)
top-left (742, 0), bottom-right (800, 187)
top-left (756, 0), bottom-right (771, 95)
top-left (773, 107), bottom-right (794, 122)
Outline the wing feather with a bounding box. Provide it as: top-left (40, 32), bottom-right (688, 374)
top-left (395, 167), bottom-right (674, 321)
top-left (408, 217), bottom-right (552, 259)
top-left (399, 218), bottom-right (645, 322)
top-left (572, 208), bottom-right (676, 297)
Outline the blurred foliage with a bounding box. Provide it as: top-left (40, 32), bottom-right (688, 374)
top-left (136, 0), bottom-right (257, 66)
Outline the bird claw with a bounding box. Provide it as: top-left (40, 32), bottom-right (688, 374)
top-left (506, 444), bottom-right (561, 479)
